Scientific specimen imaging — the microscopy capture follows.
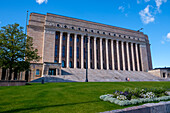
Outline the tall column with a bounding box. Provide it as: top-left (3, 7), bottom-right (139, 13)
top-left (131, 43), bottom-right (135, 71)
top-left (87, 36), bottom-right (90, 69)
top-left (81, 35), bottom-right (84, 69)
top-left (126, 42), bottom-right (131, 71)
top-left (94, 37), bottom-right (97, 69)
top-left (100, 38), bottom-right (103, 69)
top-left (58, 32), bottom-right (63, 63)
top-left (136, 43), bottom-right (140, 71)
top-left (105, 39), bottom-right (109, 70)
top-left (74, 34), bottom-right (77, 68)
top-left (111, 40), bottom-right (115, 70)
top-left (116, 40), bottom-right (120, 70)
top-left (66, 33), bottom-right (70, 68)
top-left (121, 41), bottom-right (126, 70)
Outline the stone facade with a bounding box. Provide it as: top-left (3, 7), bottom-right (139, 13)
top-left (148, 68), bottom-right (170, 78)
top-left (27, 12), bottom-right (152, 74)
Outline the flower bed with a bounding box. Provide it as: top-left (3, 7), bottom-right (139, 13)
top-left (100, 87), bottom-right (170, 106)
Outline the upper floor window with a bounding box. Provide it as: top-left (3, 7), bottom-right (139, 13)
top-left (97, 31), bottom-right (100, 34)
top-left (77, 47), bottom-right (79, 58)
top-left (70, 36), bottom-right (72, 41)
top-left (85, 29), bottom-right (88, 32)
top-left (57, 24), bottom-right (60, 27)
top-left (77, 38), bottom-right (79, 42)
top-left (55, 45), bottom-right (58, 57)
top-left (56, 34), bottom-right (59, 40)
top-left (71, 27), bottom-right (74, 29)
top-left (114, 34), bottom-right (116, 36)
top-left (70, 47), bottom-right (72, 58)
top-left (78, 28), bottom-right (81, 30)
top-left (63, 35), bottom-right (66, 40)
top-left (103, 32), bottom-right (105, 35)
top-left (62, 46), bottom-right (65, 57)
top-left (64, 25), bottom-right (67, 28)
top-left (91, 30), bottom-right (93, 32)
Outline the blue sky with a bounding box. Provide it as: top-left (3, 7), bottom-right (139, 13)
top-left (0, 0), bottom-right (169, 68)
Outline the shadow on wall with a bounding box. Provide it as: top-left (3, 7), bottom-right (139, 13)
top-left (61, 70), bottom-right (73, 75)
top-left (30, 77), bottom-right (76, 83)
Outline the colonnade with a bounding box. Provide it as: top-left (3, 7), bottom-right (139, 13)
top-left (56, 32), bottom-right (143, 71)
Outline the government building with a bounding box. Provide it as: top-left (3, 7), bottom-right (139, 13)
top-left (0, 12), bottom-right (154, 82)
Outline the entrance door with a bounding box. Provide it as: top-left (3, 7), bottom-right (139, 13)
top-left (48, 69), bottom-right (56, 75)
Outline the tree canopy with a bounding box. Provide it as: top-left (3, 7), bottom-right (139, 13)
top-left (0, 23), bottom-right (40, 80)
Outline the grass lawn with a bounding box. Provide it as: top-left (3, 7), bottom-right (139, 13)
top-left (0, 82), bottom-right (170, 113)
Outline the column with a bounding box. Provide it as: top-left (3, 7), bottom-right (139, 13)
top-left (136, 44), bottom-right (140, 71)
top-left (87, 36), bottom-right (90, 69)
top-left (105, 39), bottom-right (109, 70)
top-left (81, 35), bottom-right (84, 69)
top-left (66, 33), bottom-right (70, 68)
top-left (100, 38), bottom-right (103, 69)
top-left (131, 43), bottom-right (135, 71)
top-left (111, 40), bottom-right (115, 70)
top-left (58, 32), bottom-right (63, 63)
top-left (116, 40), bottom-right (120, 70)
top-left (121, 41), bottom-right (126, 70)
top-left (74, 34), bottom-right (77, 68)
top-left (94, 37), bottom-right (97, 69)
top-left (126, 42), bottom-right (131, 71)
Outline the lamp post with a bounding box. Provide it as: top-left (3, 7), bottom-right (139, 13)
top-left (85, 34), bottom-right (88, 82)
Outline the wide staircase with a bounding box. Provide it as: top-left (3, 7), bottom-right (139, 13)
top-left (31, 68), bottom-right (170, 82)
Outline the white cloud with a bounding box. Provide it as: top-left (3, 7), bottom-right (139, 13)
top-left (139, 5), bottom-right (155, 24)
top-left (145, 0), bottom-right (150, 2)
top-left (118, 6), bottom-right (125, 12)
top-left (161, 41), bottom-right (165, 44)
top-left (36, 0), bottom-right (48, 4)
top-left (137, 0), bottom-right (141, 4)
top-left (155, 0), bottom-right (167, 12)
top-left (167, 33), bottom-right (170, 39)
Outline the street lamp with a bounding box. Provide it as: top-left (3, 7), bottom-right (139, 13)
top-left (85, 33), bottom-right (88, 82)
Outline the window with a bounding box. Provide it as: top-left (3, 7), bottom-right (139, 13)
top-left (70, 47), bottom-right (72, 58)
top-left (62, 61), bottom-right (65, 67)
top-left (55, 45), bottom-right (58, 57)
top-left (54, 60), bottom-right (57, 63)
top-left (97, 31), bottom-right (100, 34)
top-left (119, 35), bottom-right (121, 37)
top-left (57, 24), bottom-right (60, 27)
top-left (69, 61), bottom-right (72, 68)
top-left (64, 25), bottom-right (67, 28)
top-left (77, 38), bottom-right (79, 42)
top-left (78, 28), bottom-right (81, 30)
top-left (56, 34), bottom-right (59, 39)
top-left (63, 35), bottom-right (66, 40)
top-left (77, 47), bottom-right (79, 58)
top-left (124, 36), bottom-right (126, 38)
top-left (103, 32), bottom-right (105, 34)
top-left (85, 29), bottom-right (88, 32)
top-left (70, 36), bottom-right (72, 41)
top-left (71, 27), bottom-right (74, 29)
top-left (109, 33), bottom-right (111, 35)
top-left (114, 34), bottom-right (116, 36)
top-left (91, 30), bottom-right (93, 32)
top-left (36, 69), bottom-right (40, 75)
top-left (62, 46), bottom-right (65, 57)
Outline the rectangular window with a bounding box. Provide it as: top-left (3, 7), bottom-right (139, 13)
top-left (55, 45), bottom-right (57, 57)
top-left (56, 34), bottom-right (59, 40)
top-left (62, 46), bottom-right (65, 57)
top-left (63, 35), bottom-right (66, 40)
top-left (77, 47), bottom-right (79, 58)
top-left (70, 47), bottom-right (72, 58)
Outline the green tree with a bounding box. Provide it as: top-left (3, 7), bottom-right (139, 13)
top-left (0, 23), bottom-right (40, 80)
